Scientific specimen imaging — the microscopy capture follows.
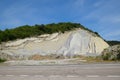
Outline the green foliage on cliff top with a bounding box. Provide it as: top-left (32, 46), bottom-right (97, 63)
top-left (107, 41), bottom-right (120, 46)
top-left (0, 22), bottom-right (99, 43)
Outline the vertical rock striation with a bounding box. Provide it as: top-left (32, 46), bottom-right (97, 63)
top-left (0, 28), bottom-right (109, 60)
top-left (57, 29), bottom-right (109, 57)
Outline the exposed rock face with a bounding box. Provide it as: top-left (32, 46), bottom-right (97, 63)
top-left (0, 28), bottom-right (109, 60)
top-left (57, 29), bottom-right (109, 57)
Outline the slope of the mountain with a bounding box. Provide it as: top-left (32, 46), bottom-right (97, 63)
top-left (57, 29), bottom-right (109, 57)
top-left (0, 28), bottom-right (109, 60)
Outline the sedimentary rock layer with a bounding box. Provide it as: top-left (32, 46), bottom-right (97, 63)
top-left (0, 28), bottom-right (109, 60)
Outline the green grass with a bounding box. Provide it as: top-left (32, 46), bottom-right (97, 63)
top-left (0, 58), bottom-right (6, 63)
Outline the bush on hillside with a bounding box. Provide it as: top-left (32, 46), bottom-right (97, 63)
top-left (0, 22), bottom-right (99, 43)
top-left (101, 45), bottom-right (120, 61)
top-left (0, 58), bottom-right (6, 63)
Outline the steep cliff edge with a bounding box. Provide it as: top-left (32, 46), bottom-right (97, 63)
top-left (57, 29), bottom-right (109, 57)
top-left (0, 28), bottom-right (109, 60)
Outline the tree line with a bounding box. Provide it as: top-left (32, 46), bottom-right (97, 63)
top-left (0, 22), bottom-right (97, 43)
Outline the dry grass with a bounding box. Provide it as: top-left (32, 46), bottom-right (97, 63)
top-left (28, 54), bottom-right (65, 60)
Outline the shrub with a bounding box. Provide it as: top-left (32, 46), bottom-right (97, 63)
top-left (0, 58), bottom-right (6, 63)
top-left (0, 22), bottom-right (99, 43)
top-left (101, 52), bottom-right (120, 61)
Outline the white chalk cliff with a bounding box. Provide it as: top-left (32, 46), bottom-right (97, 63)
top-left (0, 28), bottom-right (109, 60)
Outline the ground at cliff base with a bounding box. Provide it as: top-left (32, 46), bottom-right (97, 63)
top-left (1, 57), bottom-right (120, 66)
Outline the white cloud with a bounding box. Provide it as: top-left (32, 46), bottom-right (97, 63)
top-left (73, 0), bottom-right (85, 9)
top-left (83, 0), bottom-right (120, 40)
top-left (93, 0), bottom-right (104, 7)
top-left (102, 30), bottom-right (120, 40)
top-left (0, 0), bottom-right (37, 27)
top-left (104, 30), bottom-right (120, 37)
top-left (98, 15), bottom-right (120, 24)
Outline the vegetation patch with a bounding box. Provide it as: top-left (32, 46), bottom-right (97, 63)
top-left (28, 54), bottom-right (65, 60)
top-left (72, 54), bottom-right (120, 63)
top-left (0, 22), bottom-right (100, 43)
top-left (0, 58), bottom-right (6, 63)
top-left (101, 51), bottom-right (120, 61)
top-left (101, 44), bottom-right (120, 61)
top-left (106, 40), bottom-right (120, 46)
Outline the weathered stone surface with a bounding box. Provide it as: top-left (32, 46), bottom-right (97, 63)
top-left (0, 28), bottom-right (109, 60)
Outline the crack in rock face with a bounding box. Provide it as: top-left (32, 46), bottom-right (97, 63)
top-left (57, 29), bottom-right (109, 57)
top-left (0, 29), bottom-right (109, 60)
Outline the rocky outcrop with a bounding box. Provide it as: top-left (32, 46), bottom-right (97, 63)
top-left (0, 28), bottom-right (109, 60)
top-left (57, 29), bottom-right (109, 57)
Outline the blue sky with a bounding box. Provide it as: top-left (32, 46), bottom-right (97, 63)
top-left (0, 0), bottom-right (120, 40)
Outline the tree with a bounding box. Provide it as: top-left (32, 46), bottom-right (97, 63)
top-left (0, 22), bottom-right (97, 43)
